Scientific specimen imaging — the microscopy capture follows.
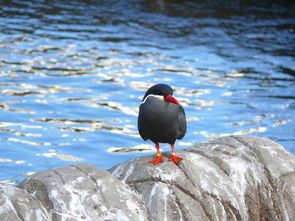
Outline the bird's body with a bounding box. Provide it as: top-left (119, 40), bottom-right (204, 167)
top-left (137, 84), bottom-right (186, 164)
top-left (138, 95), bottom-right (186, 144)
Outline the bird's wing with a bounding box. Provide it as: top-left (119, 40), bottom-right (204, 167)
top-left (137, 105), bottom-right (148, 140)
top-left (177, 105), bottom-right (187, 139)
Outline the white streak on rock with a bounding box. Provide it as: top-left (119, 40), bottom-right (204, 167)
top-left (148, 183), bottom-right (158, 209)
top-left (122, 163), bottom-right (134, 182)
top-left (162, 186), bottom-right (169, 221)
top-left (111, 161), bottom-right (127, 176)
top-left (227, 157), bottom-right (249, 194)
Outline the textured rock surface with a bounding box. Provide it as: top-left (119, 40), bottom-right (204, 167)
top-left (0, 183), bottom-right (50, 221)
top-left (18, 164), bottom-right (149, 221)
top-left (110, 135), bottom-right (295, 221)
top-left (0, 135), bottom-right (294, 221)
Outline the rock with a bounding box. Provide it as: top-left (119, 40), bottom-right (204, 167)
top-left (0, 183), bottom-right (50, 221)
top-left (1, 135), bottom-right (294, 221)
top-left (18, 164), bottom-right (149, 221)
top-left (109, 135), bottom-right (295, 221)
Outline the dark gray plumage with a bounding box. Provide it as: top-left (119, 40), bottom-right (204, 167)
top-left (137, 84), bottom-right (186, 164)
top-left (138, 96), bottom-right (186, 144)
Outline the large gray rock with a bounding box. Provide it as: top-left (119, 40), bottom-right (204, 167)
top-left (18, 164), bottom-right (149, 221)
top-left (0, 135), bottom-right (294, 221)
top-left (0, 183), bottom-right (50, 221)
top-left (109, 135), bottom-right (295, 221)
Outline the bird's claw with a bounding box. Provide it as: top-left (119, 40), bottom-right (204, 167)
top-left (169, 154), bottom-right (183, 163)
top-left (148, 154), bottom-right (163, 164)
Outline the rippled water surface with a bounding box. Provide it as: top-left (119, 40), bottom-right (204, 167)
top-left (1, 0), bottom-right (294, 184)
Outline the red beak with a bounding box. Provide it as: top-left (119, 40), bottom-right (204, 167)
top-left (165, 95), bottom-right (180, 105)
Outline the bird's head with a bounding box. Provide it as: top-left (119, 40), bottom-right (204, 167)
top-left (142, 84), bottom-right (180, 105)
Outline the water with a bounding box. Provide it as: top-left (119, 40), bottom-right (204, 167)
top-left (0, 0), bottom-right (294, 184)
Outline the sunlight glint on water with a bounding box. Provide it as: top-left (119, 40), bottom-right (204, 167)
top-left (0, 0), bottom-right (294, 184)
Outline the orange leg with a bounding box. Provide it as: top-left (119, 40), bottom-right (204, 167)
top-left (149, 143), bottom-right (163, 164)
top-left (169, 144), bottom-right (183, 163)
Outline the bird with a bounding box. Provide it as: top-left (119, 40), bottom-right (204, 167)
top-left (137, 84), bottom-right (186, 164)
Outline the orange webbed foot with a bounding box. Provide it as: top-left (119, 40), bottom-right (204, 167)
top-left (149, 154), bottom-right (163, 165)
top-left (169, 154), bottom-right (183, 163)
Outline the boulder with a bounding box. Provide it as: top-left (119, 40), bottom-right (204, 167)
top-left (18, 164), bottom-right (149, 221)
top-left (109, 135), bottom-right (295, 221)
top-left (0, 183), bottom-right (50, 221)
top-left (0, 135), bottom-right (294, 221)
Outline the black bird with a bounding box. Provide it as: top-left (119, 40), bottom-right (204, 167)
top-left (138, 84), bottom-right (186, 164)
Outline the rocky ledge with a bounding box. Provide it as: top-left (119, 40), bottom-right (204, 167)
top-left (1, 135), bottom-right (295, 221)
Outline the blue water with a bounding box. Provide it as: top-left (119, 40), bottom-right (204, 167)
top-left (0, 0), bottom-right (294, 184)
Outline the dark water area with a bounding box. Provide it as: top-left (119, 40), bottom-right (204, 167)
top-left (0, 0), bottom-right (294, 184)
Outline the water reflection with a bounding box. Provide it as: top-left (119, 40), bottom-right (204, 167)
top-left (36, 149), bottom-right (83, 162)
top-left (108, 144), bottom-right (155, 153)
top-left (34, 118), bottom-right (138, 136)
top-left (194, 127), bottom-right (268, 139)
top-left (89, 102), bottom-right (138, 116)
top-left (0, 0), bottom-right (294, 184)
top-left (0, 158), bottom-right (25, 165)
